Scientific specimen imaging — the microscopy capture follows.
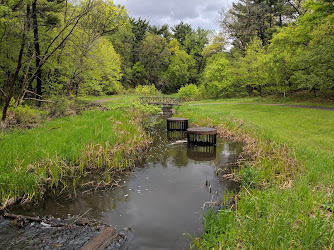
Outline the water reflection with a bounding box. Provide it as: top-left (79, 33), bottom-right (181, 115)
top-left (10, 117), bottom-right (243, 250)
top-left (187, 145), bottom-right (217, 161)
top-left (167, 130), bottom-right (187, 141)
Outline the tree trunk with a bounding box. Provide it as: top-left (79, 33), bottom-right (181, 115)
top-left (1, 28), bottom-right (26, 128)
top-left (32, 0), bottom-right (42, 101)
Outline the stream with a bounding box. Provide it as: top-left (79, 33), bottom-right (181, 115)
top-left (1, 117), bottom-right (242, 249)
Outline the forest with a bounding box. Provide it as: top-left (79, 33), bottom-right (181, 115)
top-left (0, 0), bottom-right (333, 126)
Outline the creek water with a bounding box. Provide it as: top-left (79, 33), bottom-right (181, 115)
top-left (6, 117), bottom-right (242, 249)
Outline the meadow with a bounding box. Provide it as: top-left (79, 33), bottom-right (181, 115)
top-left (176, 101), bottom-right (334, 249)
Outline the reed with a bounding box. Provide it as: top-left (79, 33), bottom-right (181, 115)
top-left (0, 99), bottom-right (152, 209)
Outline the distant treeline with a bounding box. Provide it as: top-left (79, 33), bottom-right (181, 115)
top-left (1, 0), bottom-right (333, 121)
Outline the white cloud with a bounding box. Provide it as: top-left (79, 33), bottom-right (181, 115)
top-left (113, 0), bottom-right (235, 30)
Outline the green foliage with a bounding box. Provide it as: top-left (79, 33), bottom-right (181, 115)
top-left (202, 34), bottom-right (225, 58)
top-left (148, 24), bottom-right (171, 41)
top-left (134, 84), bottom-right (159, 95)
top-left (5, 98), bottom-right (40, 124)
top-left (131, 99), bottom-right (160, 116)
top-left (171, 21), bottom-right (192, 46)
top-left (79, 37), bottom-right (123, 96)
top-left (132, 62), bottom-right (147, 86)
top-left (265, 1), bottom-right (334, 95)
top-left (238, 37), bottom-right (270, 96)
top-left (183, 28), bottom-right (209, 83)
top-left (48, 96), bottom-right (70, 117)
top-left (164, 50), bottom-right (196, 93)
top-left (291, 14), bottom-right (334, 91)
top-left (201, 0), bottom-right (333, 99)
top-left (220, 0), bottom-right (299, 51)
top-left (0, 0), bottom-right (127, 122)
top-left (138, 33), bottom-right (171, 85)
top-left (201, 53), bottom-right (232, 98)
top-left (177, 84), bottom-right (199, 101)
top-left (107, 21), bottom-right (135, 87)
top-left (13, 104), bottom-right (40, 124)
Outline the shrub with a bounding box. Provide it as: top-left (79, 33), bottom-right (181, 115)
top-left (6, 98), bottom-right (40, 124)
top-left (131, 99), bottom-right (160, 116)
top-left (14, 105), bottom-right (40, 124)
top-left (48, 96), bottom-right (70, 117)
top-left (135, 84), bottom-right (159, 95)
top-left (177, 84), bottom-right (200, 101)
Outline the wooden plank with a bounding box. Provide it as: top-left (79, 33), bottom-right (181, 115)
top-left (81, 226), bottom-right (119, 250)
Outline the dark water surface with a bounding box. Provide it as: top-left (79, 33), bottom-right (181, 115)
top-left (7, 118), bottom-right (242, 249)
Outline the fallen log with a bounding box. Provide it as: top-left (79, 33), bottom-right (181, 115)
top-left (81, 226), bottom-right (119, 250)
top-left (3, 212), bottom-right (42, 222)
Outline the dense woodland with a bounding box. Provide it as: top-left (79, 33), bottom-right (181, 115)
top-left (0, 0), bottom-right (333, 125)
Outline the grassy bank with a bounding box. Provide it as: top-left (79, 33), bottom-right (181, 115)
top-left (176, 101), bottom-right (333, 249)
top-left (0, 96), bottom-right (152, 209)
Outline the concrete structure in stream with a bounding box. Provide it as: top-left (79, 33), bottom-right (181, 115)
top-left (186, 127), bottom-right (217, 145)
top-left (167, 117), bottom-right (188, 131)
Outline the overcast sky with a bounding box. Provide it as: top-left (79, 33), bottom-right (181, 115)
top-left (113, 0), bottom-right (236, 31)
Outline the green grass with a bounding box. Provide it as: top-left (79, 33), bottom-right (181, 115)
top-left (186, 96), bottom-right (334, 108)
top-left (177, 102), bottom-right (334, 249)
top-left (0, 95), bottom-right (152, 208)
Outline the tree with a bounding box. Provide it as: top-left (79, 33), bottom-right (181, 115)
top-left (202, 33), bottom-right (226, 58)
top-left (138, 33), bottom-right (171, 85)
top-left (183, 28), bottom-right (210, 82)
top-left (201, 53), bottom-right (232, 98)
top-left (0, 0), bottom-right (127, 126)
top-left (164, 50), bottom-right (196, 93)
top-left (238, 37), bottom-right (269, 96)
top-left (131, 62), bottom-right (147, 86)
top-left (148, 24), bottom-right (172, 41)
top-left (219, 0), bottom-right (298, 51)
top-left (107, 20), bottom-right (135, 87)
top-left (171, 21), bottom-right (192, 46)
top-left (59, 0), bottom-right (127, 97)
top-left (130, 18), bottom-right (149, 63)
top-left (79, 37), bottom-right (122, 96)
top-left (290, 0), bottom-right (334, 95)
top-left (267, 0), bottom-right (334, 95)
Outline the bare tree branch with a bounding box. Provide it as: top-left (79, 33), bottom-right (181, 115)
top-left (23, 98), bottom-right (54, 103)
top-left (17, 51), bottom-right (35, 106)
top-left (28, 4), bottom-right (92, 84)
top-left (24, 89), bottom-right (45, 99)
top-left (0, 87), bottom-right (7, 98)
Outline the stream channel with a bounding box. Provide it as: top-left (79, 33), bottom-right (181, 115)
top-left (2, 117), bottom-right (242, 249)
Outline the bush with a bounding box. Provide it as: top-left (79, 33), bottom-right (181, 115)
top-left (48, 96), bottom-right (71, 117)
top-left (5, 98), bottom-right (40, 124)
top-left (135, 84), bottom-right (159, 95)
top-left (131, 99), bottom-right (160, 116)
top-left (14, 105), bottom-right (40, 124)
top-left (177, 84), bottom-right (200, 101)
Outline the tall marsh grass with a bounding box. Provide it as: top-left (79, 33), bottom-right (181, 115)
top-left (0, 107), bottom-right (151, 209)
top-left (178, 103), bottom-right (334, 249)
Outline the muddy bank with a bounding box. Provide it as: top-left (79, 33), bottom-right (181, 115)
top-left (0, 213), bottom-right (131, 249)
